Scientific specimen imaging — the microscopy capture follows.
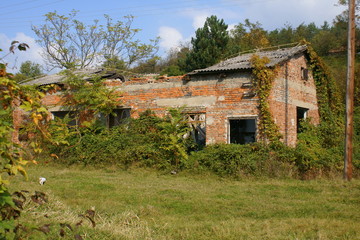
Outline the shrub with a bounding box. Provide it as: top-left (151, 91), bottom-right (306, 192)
top-left (47, 108), bottom-right (359, 178)
top-left (188, 142), bottom-right (301, 178)
top-left (189, 143), bottom-right (264, 177)
top-left (294, 120), bottom-right (343, 177)
top-left (51, 109), bottom-right (196, 170)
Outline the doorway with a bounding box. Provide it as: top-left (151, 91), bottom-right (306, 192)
top-left (296, 107), bottom-right (308, 133)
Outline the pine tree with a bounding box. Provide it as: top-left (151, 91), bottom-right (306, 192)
top-left (183, 15), bottom-right (229, 72)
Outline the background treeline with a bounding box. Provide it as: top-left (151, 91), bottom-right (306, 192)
top-left (16, 9), bottom-right (360, 105)
top-left (138, 14), bottom-right (359, 74)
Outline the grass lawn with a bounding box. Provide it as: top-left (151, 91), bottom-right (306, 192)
top-left (8, 164), bottom-right (360, 240)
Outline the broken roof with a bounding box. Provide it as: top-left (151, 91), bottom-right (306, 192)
top-left (23, 68), bottom-right (125, 86)
top-left (189, 45), bottom-right (308, 75)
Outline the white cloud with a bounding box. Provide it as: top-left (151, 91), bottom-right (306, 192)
top-left (192, 14), bottom-right (209, 30)
top-left (159, 26), bottom-right (184, 51)
top-left (0, 32), bottom-right (44, 73)
top-left (182, 8), bottom-right (212, 30)
top-left (228, 23), bottom-right (236, 32)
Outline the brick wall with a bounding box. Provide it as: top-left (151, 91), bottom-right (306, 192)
top-left (270, 53), bottom-right (320, 146)
top-left (114, 72), bottom-right (259, 144)
top-left (39, 52), bottom-right (319, 146)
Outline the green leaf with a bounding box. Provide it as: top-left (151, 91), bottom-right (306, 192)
top-left (0, 191), bottom-right (15, 208)
top-left (0, 220), bottom-right (15, 232)
top-left (20, 101), bottom-right (33, 112)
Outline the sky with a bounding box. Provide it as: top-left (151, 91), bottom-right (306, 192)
top-left (0, 0), bottom-right (347, 73)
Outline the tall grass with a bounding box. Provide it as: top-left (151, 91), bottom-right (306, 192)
top-left (10, 164), bottom-right (360, 240)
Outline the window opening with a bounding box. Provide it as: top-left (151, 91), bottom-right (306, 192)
top-left (296, 107), bottom-right (308, 133)
top-left (301, 67), bottom-right (309, 80)
top-left (229, 118), bottom-right (256, 144)
top-left (108, 108), bottom-right (131, 127)
top-left (51, 111), bottom-right (77, 126)
top-left (187, 113), bottom-right (206, 146)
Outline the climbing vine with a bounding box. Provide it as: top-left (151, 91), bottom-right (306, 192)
top-left (250, 42), bottom-right (343, 145)
top-left (250, 54), bottom-right (282, 143)
top-left (302, 41), bottom-right (342, 122)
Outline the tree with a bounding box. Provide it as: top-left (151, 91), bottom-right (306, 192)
top-left (14, 61), bottom-right (43, 82)
top-left (338, 0), bottom-right (360, 12)
top-left (103, 15), bottom-right (159, 69)
top-left (32, 11), bottom-right (103, 69)
top-left (229, 19), bottom-right (270, 54)
top-left (32, 11), bottom-right (159, 70)
top-left (132, 56), bottom-right (160, 73)
top-left (19, 61), bottom-right (43, 77)
top-left (183, 15), bottom-right (229, 72)
top-left (268, 24), bottom-right (294, 46)
top-left (294, 22), bottom-right (320, 42)
top-left (159, 44), bottom-right (190, 76)
top-left (102, 55), bottom-right (127, 70)
top-left (161, 65), bottom-right (185, 76)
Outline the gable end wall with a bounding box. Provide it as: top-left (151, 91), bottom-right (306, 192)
top-left (270, 53), bottom-right (320, 146)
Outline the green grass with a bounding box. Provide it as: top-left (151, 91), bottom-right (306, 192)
top-left (8, 164), bottom-right (360, 240)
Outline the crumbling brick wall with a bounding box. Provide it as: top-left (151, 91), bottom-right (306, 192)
top-left (38, 52), bottom-right (319, 146)
top-left (113, 72), bottom-right (259, 144)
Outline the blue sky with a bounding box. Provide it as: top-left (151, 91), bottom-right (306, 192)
top-left (0, 0), bottom-right (346, 73)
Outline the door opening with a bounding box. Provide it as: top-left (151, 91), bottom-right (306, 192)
top-left (296, 107), bottom-right (308, 133)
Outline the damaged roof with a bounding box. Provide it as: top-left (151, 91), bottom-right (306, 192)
top-left (23, 68), bottom-right (125, 86)
top-left (189, 45), bottom-right (308, 75)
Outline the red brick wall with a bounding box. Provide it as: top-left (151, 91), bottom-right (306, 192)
top-left (114, 72), bottom-right (259, 144)
top-left (270, 53), bottom-right (320, 146)
top-left (39, 52), bottom-right (319, 146)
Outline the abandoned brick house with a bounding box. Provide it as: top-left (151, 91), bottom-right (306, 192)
top-left (20, 45), bottom-right (319, 146)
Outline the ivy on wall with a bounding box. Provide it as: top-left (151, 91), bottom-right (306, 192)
top-left (250, 54), bottom-right (282, 143)
top-left (250, 42), bottom-right (342, 146)
top-left (302, 41), bottom-right (342, 123)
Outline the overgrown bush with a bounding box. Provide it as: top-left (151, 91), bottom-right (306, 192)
top-left (47, 106), bottom-right (360, 179)
top-left (188, 143), bottom-right (297, 178)
top-left (294, 120), bottom-right (343, 177)
top-left (51, 110), bottom-right (195, 170)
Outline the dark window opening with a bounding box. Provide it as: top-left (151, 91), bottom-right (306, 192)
top-left (229, 118), bottom-right (256, 144)
top-left (18, 128), bottom-right (29, 141)
top-left (187, 113), bottom-right (206, 146)
top-left (301, 67), bottom-right (309, 80)
top-left (297, 107), bottom-right (308, 133)
top-left (192, 125), bottom-right (206, 146)
top-left (108, 108), bottom-right (131, 127)
top-left (51, 111), bottom-right (77, 126)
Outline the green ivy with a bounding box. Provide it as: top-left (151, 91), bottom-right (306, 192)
top-left (302, 41), bottom-right (342, 122)
top-left (250, 55), bottom-right (282, 143)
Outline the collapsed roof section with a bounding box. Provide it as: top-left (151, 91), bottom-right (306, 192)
top-left (23, 68), bottom-right (126, 86)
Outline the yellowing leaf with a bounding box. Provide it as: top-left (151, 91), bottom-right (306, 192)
top-left (17, 166), bottom-right (28, 179)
